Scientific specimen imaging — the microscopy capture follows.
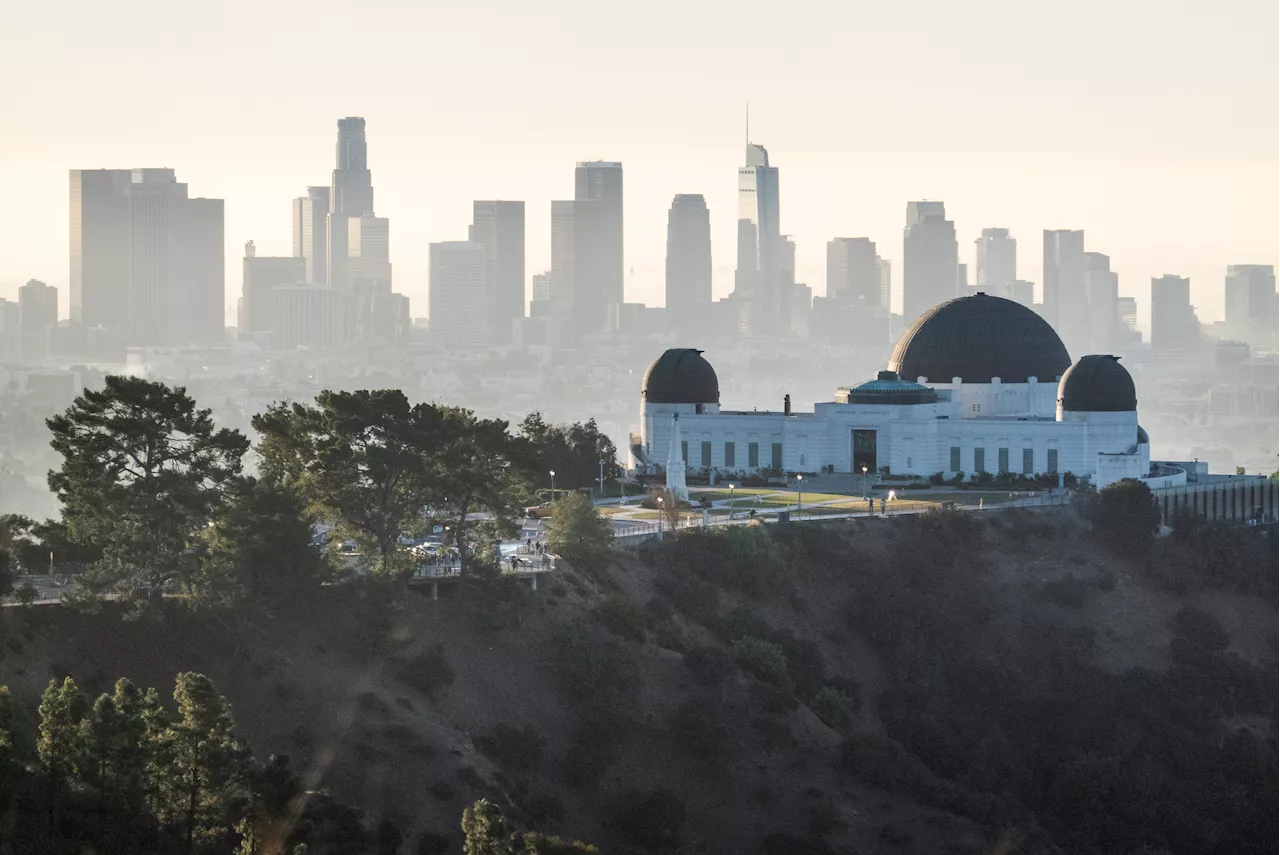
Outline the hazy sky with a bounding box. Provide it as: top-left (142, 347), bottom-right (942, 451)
top-left (2, 0), bottom-right (1276, 331)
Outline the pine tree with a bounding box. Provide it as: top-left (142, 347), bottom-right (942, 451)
top-left (159, 673), bottom-right (251, 855)
top-left (46, 375), bottom-right (249, 609)
top-left (37, 677), bottom-right (88, 841)
top-left (546, 492), bottom-right (614, 576)
top-left (38, 677), bottom-right (88, 780)
top-left (140, 685), bottom-right (172, 819)
top-left (0, 685), bottom-right (18, 815)
top-left (462, 798), bottom-right (514, 855)
top-left (80, 678), bottom-right (151, 813)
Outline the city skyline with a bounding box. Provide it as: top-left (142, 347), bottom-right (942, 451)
top-left (2, 0), bottom-right (1276, 331)
top-left (35, 123), bottom-right (1280, 345)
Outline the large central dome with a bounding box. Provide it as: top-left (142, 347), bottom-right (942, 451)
top-left (888, 293), bottom-right (1071, 384)
top-left (642, 349), bottom-right (719, 404)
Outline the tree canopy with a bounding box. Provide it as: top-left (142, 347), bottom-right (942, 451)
top-left (252, 390), bottom-right (437, 579)
top-left (253, 392), bottom-right (533, 581)
top-left (1092, 478), bottom-right (1161, 557)
top-left (545, 492), bottom-right (614, 577)
top-left (45, 376), bottom-right (248, 606)
top-left (519, 413), bottom-right (619, 494)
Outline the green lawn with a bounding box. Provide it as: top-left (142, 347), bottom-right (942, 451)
top-left (692, 489), bottom-right (858, 505)
top-left (689, 487), bottom-right (778, 502)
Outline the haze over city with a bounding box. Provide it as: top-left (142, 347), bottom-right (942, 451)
top-left (3, 0), bottom-right (1276, 328)
top-left (1, 3), bottom-right (1278, 854)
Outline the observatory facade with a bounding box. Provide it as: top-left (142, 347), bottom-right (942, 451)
top-left (631, 294), bottom-right (1159, 491)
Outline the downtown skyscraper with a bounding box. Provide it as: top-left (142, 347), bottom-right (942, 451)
top-left (975, 228), bottom-right (1017, 289)
top-left (327, 117), bottom-right (380, 292)
top-left (664, 194), bottom-right (712, 340)
top-left (544, 161), bottom-right (623, 342)
top-left (429, 241), bottom-right (487, 349)
top-left (732, 143), bottom-right (782, 336)
top-left (18, 279), bottom-right (58, 361)
top-left (1223, 264), bottom-right (1274, 332)
top-left (902, 201), bottom-right (958, 323)
top-left (827, 237), bottom-right (881, 305)
top-left (69, 168), bottom-right (224, 350)
top-left (292, 186), bottom-right (330, 285)
top-left (1083, 252), bottom-right (1119, 354)
top-left (470, 201), bottom-right (526, 345)
top-left (575, 161), bottom-right (623, 301)
top-left (1150, 274), bottom-right (1199, 351)
top-left (1043, 229), bottom-right (1086, 351)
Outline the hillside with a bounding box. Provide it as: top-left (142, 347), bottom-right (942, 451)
top-left (0, 508), bottom-right (1275, 854)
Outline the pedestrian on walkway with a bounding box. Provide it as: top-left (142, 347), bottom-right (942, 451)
top-left (868, 498), bottom-right (874, 514)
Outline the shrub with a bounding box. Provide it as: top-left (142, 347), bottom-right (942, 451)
top-left (610, 788), bottom-right (686, 850)
top-left (391, 644), bottom-right (456, 698)
top-left (595, 596), bottom-right (648, 642)
top-left (475, 722), bottom-right (545, 774)
top-left (552, 625), bottom-right (640, 711)
top-left (732, 636), bottom-right (792, 691)
top-left (428, 781), bottom-right (456, 801)
top-left (835, 734), bottom-right (943, 804)
top-left (1041, 574), bottom-right (1090, 609)
top-left (812, 686), bottom-right (855, 732)
top-left (415, 831), bottom-right (450, 855)
top-left (15, 582), bottom-right (37, 606)
top-left (669, 702), bottom-right (728, 760)
top-left (655, 526), bottom-right (784, 599)
top-left (771, 632), bottom-right (827, 698)
top-left (683, 645), bottom-right (733, 684)
top-left (650, 617), bottom-right (685, 652)
top-left (562, 713), bottom-right (626, 788)
top-left (928, 472), bottom-right (946, 486)
top-left (761, 833), bottom-right (836, 855)
top-left (1091, 479), bottom-right (1160, 557)
top-left (524, 793), bottom-right (565, 826)
top-left (720, 606), bottom-right (772, 642)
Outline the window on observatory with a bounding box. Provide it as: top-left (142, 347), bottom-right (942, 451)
top-left (682, 441), bottom-right (688, 464)
top-left (725, 442), bottom-right (736, 467)
top-left (974, 448), bottom-right (986, 473)
top-left (998, 448), bottom-right (1009, 474)
top-left (748, 443), bottom-right (759, 468)
top-left (1047, 449), bottom-right (1059, 474)
top-left (950, 446), bottom-right (961, 471)
top-left (701, 442), bottom-right (711, 468)
top-left (1023, 448), bottom-right (1034, 474)
top-left (771, 443), bottom-right (783, 469)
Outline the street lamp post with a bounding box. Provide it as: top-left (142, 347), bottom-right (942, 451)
top-left (729, 483), bottom-right (736, 521)
top-left (598, 459), bottom-right (605, 499)
top-left (861, 465), bottom-right (869, 501)
top-left (657, 496), bottom-right (664, 540)
top-left (797, 474), bottom-right (804, 519)
top-left (549, 469), bottom-right (556, 502)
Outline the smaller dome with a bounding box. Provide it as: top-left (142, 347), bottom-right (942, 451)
top-left (642, 349), bottom-right (719, 404)
top-left (846, 371), bottom-right (939, 405)
top-left (1137, 425), bottom-right (1149, 444)
top-left (1058, 355), bottom-right (1137, 412)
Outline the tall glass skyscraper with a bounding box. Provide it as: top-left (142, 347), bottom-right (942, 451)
top-left (331, 117), bottom-right (374, 217)
top-left (733, 143), bottom-right (781, 335)
top-left (328, 117), bottom-right (379, 291)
